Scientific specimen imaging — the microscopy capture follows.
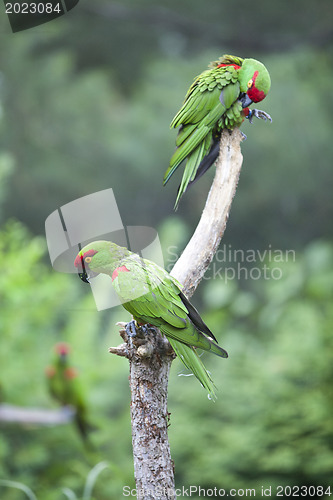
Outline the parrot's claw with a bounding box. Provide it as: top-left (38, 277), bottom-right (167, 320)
top-left (139, 324), bottom-right (152, 335)
top-left (125, 320), bottom-right (149, 349)
top-left (247, 109), bottom-right (272, 124)
top-left (125, 320), bottom-right (138, 338)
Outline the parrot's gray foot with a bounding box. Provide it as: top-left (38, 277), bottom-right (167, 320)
top-left (247, 109), bottom-right (272, 124)
top-left (125, 320), bottom-right (137, 349)
top-left (139, 324), bottom-right (152, 335)
top-left (125, 320), bottom-right (148, 349)
top-left (125, 320), bottom-right (137, 338)
top-left (240, 131), bottom-right (247, 141)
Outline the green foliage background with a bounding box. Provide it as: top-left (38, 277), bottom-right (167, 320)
top-left (0, 1), bottom-right (332, 498)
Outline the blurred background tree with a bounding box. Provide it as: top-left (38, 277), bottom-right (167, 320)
top-left (0, 1), bottom-right (332, 498)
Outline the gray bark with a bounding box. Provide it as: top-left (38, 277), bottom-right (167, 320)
top-left (109, 128), bottom-right (244, 499)
top-left (110, 325), bottom-right (176, 500)
top-left (129, 329), bottom-right (175, 500)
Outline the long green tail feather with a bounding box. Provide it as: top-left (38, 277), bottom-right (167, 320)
top-left (168, 337), bottom-right (217, 400)
top-left (174, 131), bottom-right (213, 209)
top-left (174, 143), bottom-right (206, 209)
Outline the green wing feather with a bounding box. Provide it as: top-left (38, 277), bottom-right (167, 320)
top-left (112, 255), bottom-right (227, 397)
top-left (165, 86), bottom-right (226, 183)
top-left (165, 63), bottom-right (242, 207)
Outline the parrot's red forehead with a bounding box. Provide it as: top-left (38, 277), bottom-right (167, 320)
top-left (74, 249), bottom-right (98, 268)
top-left (55, 342), bottom-right (70, 356)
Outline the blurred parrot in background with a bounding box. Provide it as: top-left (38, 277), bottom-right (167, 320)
top-left (164, 54), bottom-right (272, 208)
top-left (74, 240), bottom-right (228, 400)
top-left (45, 342), bottom-right (93, 444)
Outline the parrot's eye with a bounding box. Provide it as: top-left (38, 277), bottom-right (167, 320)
top-left (247, 79), bottom-right (253, 88)
top-left (85, 256), bottom-right (92, 264)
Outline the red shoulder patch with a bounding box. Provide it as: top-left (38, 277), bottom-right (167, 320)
top-left (112, 265), bottom-right (130, 282)
top-left (217, 63), bottom-right (241, 70)
top-left (64, 367), bottom-right (78, 380)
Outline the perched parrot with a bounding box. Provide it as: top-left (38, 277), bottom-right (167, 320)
top-left (74, 241), bottom-right (228, 399)
top-left (45, 342), bottom-right (92, 443)
top-left (164, 54), bottom-right (272, 208)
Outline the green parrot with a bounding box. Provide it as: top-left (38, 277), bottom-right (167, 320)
top-left (45, 342), bottom-right (92, 443)
top-left (164, 54), bottom-right (272, 208)
top-left (74, 241), bottom-right (228, 399)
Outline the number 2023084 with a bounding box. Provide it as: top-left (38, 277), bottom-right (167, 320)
top-left (5, 3), bottom-right (62, 14)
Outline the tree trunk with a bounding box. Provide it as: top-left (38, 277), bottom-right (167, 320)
top-left (110, 326), bottom-right (176, 500)
top-left (129, 328), bottom-right (175, 500)
top-left (109, 128), bottom-right (244, 499)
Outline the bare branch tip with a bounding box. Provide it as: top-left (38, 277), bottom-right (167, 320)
top-left (116, 321), bottom-right (129, 342)
top-left (116, 321), bottom-right (127, 329)
top-left (109, 344), bottom-right (128, 358)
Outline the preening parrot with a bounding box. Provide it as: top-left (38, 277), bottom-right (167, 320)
top-left (164, 54), bottom-right (272, 208)
top-left (74, 241), bottom-right (228, 399)
top-left (45, 342), bottom-right (92, 443)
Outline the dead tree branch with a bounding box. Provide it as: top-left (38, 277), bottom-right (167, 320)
top-left (110, 128), bottom-right (244, 499)
top-left (171, 128), bottom-right (244, 296)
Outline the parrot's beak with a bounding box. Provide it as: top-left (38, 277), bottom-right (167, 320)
top-left (78, 269), bottom-right (99, 283)
top-left (78, 271), bottom-right (90, 283)
top-left (76, 253), bottom-right (99, 283)
top-left (240, 93), bottom-right (253, 108)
